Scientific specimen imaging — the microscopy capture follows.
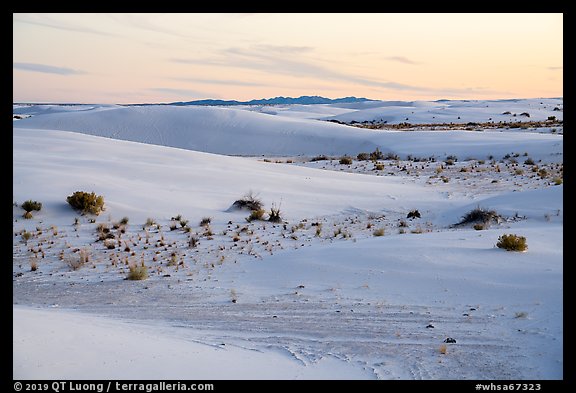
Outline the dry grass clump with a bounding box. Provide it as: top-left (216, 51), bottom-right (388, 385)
top-left (127, 264), bottom-right (148, 280)
top-left (373, 228), bottom-right (385, 237)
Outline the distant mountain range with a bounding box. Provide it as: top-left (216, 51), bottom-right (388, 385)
top-left (164, 96), bottom-right (374, 106)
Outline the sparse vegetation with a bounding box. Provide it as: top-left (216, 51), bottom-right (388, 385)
top-left (310, 155), bottom-right (329, 162)
top-left (496, 234), bottom-right (527, 252)
top-left (373, 228), bottom-right (385, 237)
top-left (200, 217), bottom-right (212, 227)
top-left (67, 191), bottom-right (105, 215)
top-left (407, 210), bottom-right (421, 219)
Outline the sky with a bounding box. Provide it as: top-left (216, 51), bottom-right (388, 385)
top-left (13, 13), bottom-right (563, 104)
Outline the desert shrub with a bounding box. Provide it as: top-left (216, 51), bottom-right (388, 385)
top-left (315, 224), bottom-right (322, 237)
top-left (180, 219), bottom-right (188, 228)
top-left (268, 204), bottom-right (282, 223)
top-left (357, 152), bottom-right (370, 161)
top-left (21, 230), bottom-right (32, 242)
top-left (119, 216), bottom-right (129, 225)
top-left (30, 260), bottom-right (38, 272)
top-left (67, 191), bottom-right (104, 215)
top-left (446, 155), bottom-right (458, 162)
top-left (524, 158), bottom-right (535, 165)
top-left (189, 236), bottom-right (199, 248)
top-left (407, 210), bottom-right (421, 219)
top-left (200, 217), bottom-right (212, 227)
top-left (538, 169), bottom-right (548, 179)
top-left (21, 200), bottom-right (42, 212)
top-left (310, 155), bottom-right (329, 162)
top-left (232, 191), bottom-right (263, 211)
top-left (370, 148), bottom-right (384, 160)
top-left (339, 156), bottom-right (353, 165)
top-left (444, 159), bottom-right (455, 166)
top-left (473, 223), bottom-right (486, 230)
top-left (169, 223), bottom-right (178, 231)
top-left (514, 169), bottom-right (524, 175)
top-left (23, 211), bottom-right (33, 219)
top-left (103, 239), bottom-right (116, 249)
top-left (127, 264), bottom-right (148, 280)
top-left (496, 234), bottom-right (527, 251)
top-left (553, 177), bottom-right (562, 185)
top-left (373, 228), bottom-right (385, 237)
top-left (384, 152), bottom-right (399, 160)
top-left (458, 207), bottom-right (500, 226)
top-left (246, 208), bottom-right (266, 222)
top-left (374, 163), bottom-right (384, 170)
top-left (144, 218), bottom-right (157, 228)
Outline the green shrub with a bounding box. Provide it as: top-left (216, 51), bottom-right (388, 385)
top-left (127, 264), bottom-right (148, 280)
top-left (67, 191), bottom-right (104, 215)
top-left (339, 156), bottom-right (353, 165)
top-left (496, 234), bottom-right (527, 252)
top-left (22, 200), bottom-right (42, 212)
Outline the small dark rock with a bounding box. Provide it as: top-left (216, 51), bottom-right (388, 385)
top-left (444, 337), bottom-right (457, 343)
top-left (463, 313), bottom-right (470, 317)
top-left (407, 210), bottom-right (421, 219)
top-left (426, 324), bottom-right (435, 329)
top-left (469, 307), bottom-right (476, 311)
